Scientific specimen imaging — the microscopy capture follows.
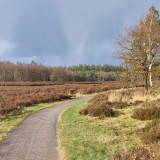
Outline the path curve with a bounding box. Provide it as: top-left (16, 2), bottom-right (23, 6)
top-left (0, 97), bottom-right (92, 160)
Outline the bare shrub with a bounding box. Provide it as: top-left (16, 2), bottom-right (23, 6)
top-left (132, 101), bottom-right (160, 120)
top-left (115, 147), bottom-right (156, 160)
top-left (142, 119), bottom-right (160, 143)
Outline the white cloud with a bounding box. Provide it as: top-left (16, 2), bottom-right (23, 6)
top-left (0, 40), bottom-right (17, 56)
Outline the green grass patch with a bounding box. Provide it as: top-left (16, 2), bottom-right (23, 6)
top-left (58, 102), bottom-right (147, 160)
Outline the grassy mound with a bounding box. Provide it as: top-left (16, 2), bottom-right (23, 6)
top-left (79, 101), bottom-right (114, 117)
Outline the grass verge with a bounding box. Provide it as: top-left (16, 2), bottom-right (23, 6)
top-left (58, 101), bottom-right (147, 160)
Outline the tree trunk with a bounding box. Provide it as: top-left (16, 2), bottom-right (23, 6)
top-left (149, 63), bottom-right (152, 87)
top-left (145, 73), bottom-right (148, 91)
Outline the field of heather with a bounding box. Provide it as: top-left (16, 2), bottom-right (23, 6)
top-left (0, 81), bottom-right (144, 115)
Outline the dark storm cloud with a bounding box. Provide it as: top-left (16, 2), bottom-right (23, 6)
top-left (0, 0), bottom-right (159, 66)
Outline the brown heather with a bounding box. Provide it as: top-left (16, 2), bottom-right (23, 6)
top-left (79, 93), bottom-right (129, 117)
top-left (0, 81), bottom-right (143, 115)
top-left (116, 147), bottom-right (157, 160)
top-left (142, 119), bottom-right (160, 143)
top-left (132, 100), bottom-right (160, 120)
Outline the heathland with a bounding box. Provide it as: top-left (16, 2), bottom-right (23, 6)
top-left (0, 81), bottom-right (142, 142)
top-left (0, 81), bottom-right (142, 115)
top-left (1, 6), bottom-right (160, 160)
top-left (58, 86), bottom-right (160, 160)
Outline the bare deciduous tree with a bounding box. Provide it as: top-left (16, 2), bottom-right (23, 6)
top-left (116, 6), bottom-right (160, 90)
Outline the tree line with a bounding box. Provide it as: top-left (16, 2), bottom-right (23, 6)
top-left (0, 61), bottom-right (121, 82)
top-left (2, 7), bottom-right (159, 84)
top-left (68, 64), bottom-right (122, 81)
top-left (68, 64), bottom-right (122, 72)
top-left (0, 61), bottom-right (51, 82)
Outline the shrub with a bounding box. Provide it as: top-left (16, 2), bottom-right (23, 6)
top-left (132, 104), bottom-right (160, 120)
top-left (79, 101), bottom-right (114, 117)
top-left (116, 147), bottom-right (156, 160)
top-left (79, 93), bottom-right (128, 118)
top-left (142, 119), bottom-right (160, 143)
top-left (88, 93), bottom-right (109, 104)
top-left (112, 101), bottom-right (129, 109)
top-left (129, 100), bottom-right (143, 106)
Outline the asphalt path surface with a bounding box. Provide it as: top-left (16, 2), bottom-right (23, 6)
top-left (0, 97), bottom-right (92, 160)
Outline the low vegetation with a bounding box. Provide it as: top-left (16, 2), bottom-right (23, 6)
top-left (142, 119), bottom-right (160, 143)
top-left (59, 88), bottom-right (160, 159)
top-left (0, 81), bottom-right (143, 115)
top-left (58, 101), bottom-right (145, 160)
top-left (79, 93), bottom-right (128, 118)
top-left (132, 102), bottom-right (160, 120)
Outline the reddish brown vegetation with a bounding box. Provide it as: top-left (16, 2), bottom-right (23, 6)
top-left (0, 82), bottom-right (64, 86)
top-left (142, 119), bottom-right (160, 143)
top-left (117, 147), bottom-right (157, 160)
top-left (0, 81), bottom-right (143, 115)
top-left (132, 100), bottom-right (160, 120)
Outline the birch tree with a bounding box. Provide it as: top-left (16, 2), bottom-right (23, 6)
top-left (116, 6), bottom-right (160, 90)
top-left (138, 7), bottom-right (160, 87)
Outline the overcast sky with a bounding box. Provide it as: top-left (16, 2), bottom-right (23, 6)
top-left (0, 0), bottom-right (159, 66)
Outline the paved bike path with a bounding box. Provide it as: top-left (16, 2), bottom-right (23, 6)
top-left (0, 97), bottom-right (92, 160)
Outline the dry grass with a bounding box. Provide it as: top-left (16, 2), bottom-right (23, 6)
top-left (106, 88), bottom-right (160, 103)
